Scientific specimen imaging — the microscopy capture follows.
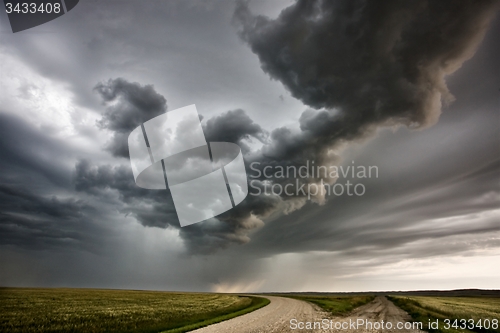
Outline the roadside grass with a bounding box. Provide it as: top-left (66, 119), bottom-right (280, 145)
top-left (161, 296), bottom-right (269, 333)
top-left (276, 294), bottom-right (375, 316)
top-left (0, 288), bottom-right (269, 333)
top-left (388, 296), bottom-right (500, 333)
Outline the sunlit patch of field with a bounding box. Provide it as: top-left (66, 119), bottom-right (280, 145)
top-left (0, 288), bottom-right (269, 333)
top-left (389, 296), bottom-right (500, 333)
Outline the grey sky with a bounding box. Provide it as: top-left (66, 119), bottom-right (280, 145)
top-left (0, 0), bottom-right (499, 292)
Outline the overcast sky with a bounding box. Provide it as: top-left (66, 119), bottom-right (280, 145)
top-left (0, 0), bottom-right (499, 292)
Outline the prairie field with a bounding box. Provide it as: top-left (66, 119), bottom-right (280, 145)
top-left (389, 295), bottom-right (500, 333)
top-left (0, 288), bottom-right (269, 333)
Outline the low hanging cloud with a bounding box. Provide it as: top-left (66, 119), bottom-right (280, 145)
top-left (222, 0), bottom-right (498, 242)
top-left (94, 78), bottom-right (167, 158)
top-left (235, 0), bottom-right (498, 128)
top-left (0, 184), bottom-right (98, 252)
top-left (0, 113), bottom-right (109, 253)
top-left (78, 79), bottom-right (275, 253)
top-left (232, 0), bottom-right (499, 171)
top-left (77, 0), bottom-right (499, 253)
top-left (221, 0), bottom-right (499, 241)
top-left (203, 109), bottom-right (268, 153)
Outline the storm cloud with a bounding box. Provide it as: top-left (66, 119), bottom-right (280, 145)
top-left (210, 0), bottom-right (500, 245)
top-left (0, 113), bottom-right (109, 253)
top-left (232, 0), bottom-right (499, 166)
top-left (235, 0), bottom-right (498, 127)
top-left (81, 79), bottom-right (277, 252)
top-left (1, 0), bottom-right (498, 291)
top-left (94, 78), bottom-right (167, 158)
top-left (75, 0), bottom-right (499, 253)
top-left (203, 108), bottom-right (267, 153)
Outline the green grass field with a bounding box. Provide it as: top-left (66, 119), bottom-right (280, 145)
top-left (277, 294), bottom-right (375, 315)
top-left (388, 296), bottom-right (500, 333)
top-left (0, 288), bottom-right (269, 333)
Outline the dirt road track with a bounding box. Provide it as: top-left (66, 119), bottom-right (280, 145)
top-left (191, 295), bottom-right (425, 333)
top-left (333, 296), bottom-right (426, 333)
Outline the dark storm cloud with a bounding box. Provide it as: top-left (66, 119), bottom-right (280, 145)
top-left (85, 79), bottom-right (268, 252)
top-left (83, 78), bottom-right (280, 253)
top-left (0, 114), bottom-right (109, 253)
top-left (73, 157), bottom-right (281, 253)
top-left (78, 0), bottom-right (499, 254)
top-left (0, 184), bottom-right (103, 252)
top-left (0, 1), bottom-right (498, 292)
top-left (202, 0), bottom-right (499, 249)
top-left (94, 78), bottom-right (167, 158)
top-left (0, 113), bottom-right (72, 188)
top-left (248, 131), bottom-right (500, 257)
top-left (235, 0), bottom-right (498, 127)
top-left (231, 0), bottom-right (499, 169)
top-left (74, 159), bottom-right (179, 229)
top-left (232, 0), bottom-right (500, 181)
top-left (203, 109), bottom-right (267, 152)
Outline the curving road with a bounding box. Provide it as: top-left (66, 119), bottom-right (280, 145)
top-left (191, 295), bottom-right (328, 333)
top-left (191, 295), bottom-right (425, 333)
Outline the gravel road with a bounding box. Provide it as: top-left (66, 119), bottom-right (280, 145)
top-left (191, 295), bottom-right (425, 333)
top-left (330, 296), bottom-right (426, 333)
